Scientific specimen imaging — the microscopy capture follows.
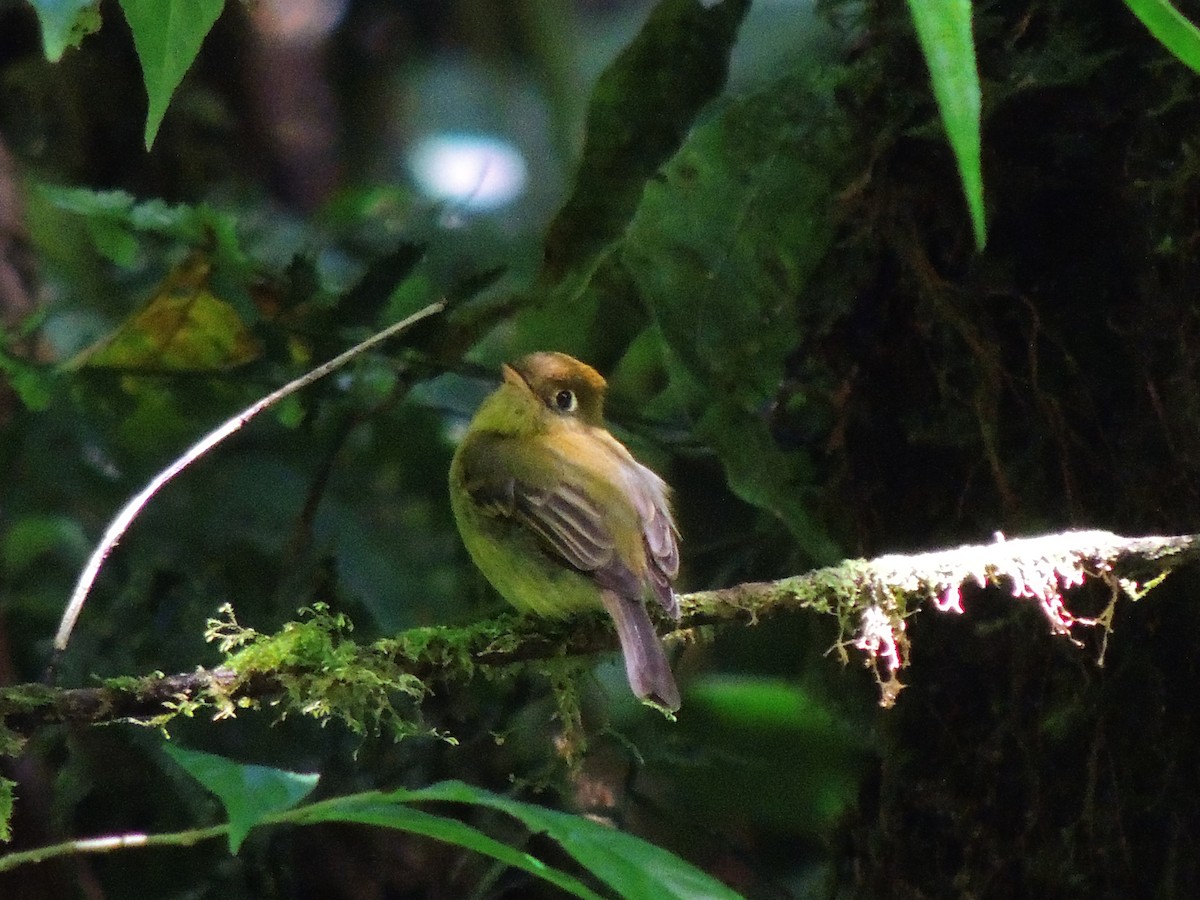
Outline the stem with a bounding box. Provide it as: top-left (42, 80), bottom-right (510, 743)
top-left (0, 823), bottom-right (229, 873)
top-left (50, 300), bottom-right (446, 663)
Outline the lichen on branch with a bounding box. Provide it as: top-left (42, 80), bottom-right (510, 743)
top-left (1, 530), bottom-right (1195, 740)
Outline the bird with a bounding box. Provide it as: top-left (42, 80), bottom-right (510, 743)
top-left (449, 351), bottom-right (682, 710)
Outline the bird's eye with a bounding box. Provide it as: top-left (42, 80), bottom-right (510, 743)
top-left (554, 389), bottom-right (577, 412)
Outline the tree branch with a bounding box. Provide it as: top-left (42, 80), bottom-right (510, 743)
top-left (5, 529), bottom-right (1198, 737)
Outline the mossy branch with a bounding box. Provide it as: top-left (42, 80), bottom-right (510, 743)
top-left (3, 529), bottom-right (1197, 740)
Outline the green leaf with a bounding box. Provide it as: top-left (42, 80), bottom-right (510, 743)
top-left (385, 272), bottom-right (436, 322)
top-left (696, 403), bottom-right (839, 563)
top-left (678, 677), bottom-right (872, 835)
top-left (624, 77), bottom-right (843, 407)
top-left (512, 0), bottom-right (752, 369)
top-left (40, 187), bottom-right (142, 265)
top-left (406, 781), bottom-right (743, 900)
top-left (40, 186), bottom-right (248, 274)
top-left (29, 0), bottom-right (101, 62)
top-left (0, 348), bottom-right (54, 412)
top-left (689, 677), bottom-right (838, 732)
top-left (293, 781), bottom-right (742, 900)
top-left (1, 515), bottom-right (88, 573)
top-left (44, 188), bottom-right (176, 260)
top-left (0, 777), bottom-right (13, 843)
top-left (118, 0), bottom-right (226, 149)
top-left (293, 795), bottom-right (605, 900)
top-left (905, 0), bottom-right (986, 249)
top-left (618, 74), bottom-right (847, 560)
top-left (1124, 0), bottom-right (1200, 73)
top-left (164, 745), bottom-right (319, 853)
top-left (542, 0), bottom-right (751, 281)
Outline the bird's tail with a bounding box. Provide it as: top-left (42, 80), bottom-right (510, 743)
top-left (599, 590), bottom-right (680, 711)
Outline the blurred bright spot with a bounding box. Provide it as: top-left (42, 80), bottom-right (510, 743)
top-left (407, 133), bottom-right (528, 212)
top-left (252, 0), bottom-right (349, 43)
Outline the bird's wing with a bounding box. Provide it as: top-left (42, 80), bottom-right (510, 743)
top-left (583, 427), bottom-right (679, 619)
top-left (458, 432), bottom-right (680, 612)
top-left (624, 458), bottom-right (680, 620)
top-left (456, 433), bottom-right (630, 584)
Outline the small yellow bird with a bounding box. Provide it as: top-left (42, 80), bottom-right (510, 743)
top-left (449, 351), bottom-right (681, 710)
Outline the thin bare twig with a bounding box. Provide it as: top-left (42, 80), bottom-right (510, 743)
top-left (50, 301), bottom-right (447, 664)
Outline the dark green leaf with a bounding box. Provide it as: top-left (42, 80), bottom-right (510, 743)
top-left (164, 745), bottom-right (319, 853)
top-left (623, 77), bottom-right (843, 407)
top-left (618, 75), bottom-right (847, 559)
top-left (0, 349), bottom-right (54, 412)
top-left (1, 514), bottom-right (87, 573)
top-left (542, 0), bottom-right (751, 281)
top-left (292, 794), bottom-right (606, 900)
top-left (406, 781), bottom-right (744, 900)
top-left (905, 0), bottom-right (986, 248)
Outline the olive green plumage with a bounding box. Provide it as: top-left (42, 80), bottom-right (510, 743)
top-left (449, 352), bottom-right (681, 710)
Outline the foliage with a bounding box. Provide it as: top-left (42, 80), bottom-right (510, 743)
top-left (541, 0), bottom-right (750, 280)
top-left (5, 0), bottom-right (1200, 895)
top-left (23, 0), bottom-right (1200, 256)
top-left (25, 0), bottom-right (98, 62)
top-left (904, 0), bottom-right (984, 247)
top-left (117, 0), bottom-right (226, 148)
top-left (1, 743), bottom-right (738, 898)
top-left (165, 745), bottom-right (319, 853)
top-left (0, 778), bottom-right (11, 843)
top-left (1124, 0), bottom-right (1200, 72)
top-left (166, 748), bottom-right (739, 900)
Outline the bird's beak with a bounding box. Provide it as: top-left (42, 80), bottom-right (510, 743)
top-left (502, 363), bottom-right (529, 391)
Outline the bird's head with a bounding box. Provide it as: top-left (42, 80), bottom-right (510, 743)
top-left (502, 351), bottom-right (607, 428)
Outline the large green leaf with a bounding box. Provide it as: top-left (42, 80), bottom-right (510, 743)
top-left (623, 79), bottom-right (842, 407)
top-left (118, 0), bottom-right (226, 149)
top-left (541, 0), bottom-right (751, 283)
top-left (401, 781), bottom-right (743, 900)
top-left (165, 745), bottom-right (730, 899)
top-left (164, 745), bottom-right (319, 853)
top-left (300, 781), bottom-right (744, 899)
top-left (905, 0), bottom-right (986, 249)
top-left (511, 0), bottom-right (751, 366)
top-left (28, 0), bottom-right (100, 62)
top-left (619, 76), bottom-right (846, 560)
top-left (293, 793), bottom-right (605, 900)
top-left (1124, 0), bottom-right (1200, 72)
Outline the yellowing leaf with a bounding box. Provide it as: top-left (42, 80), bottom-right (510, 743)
top-left (76, 259), bottom-right (260, 371)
